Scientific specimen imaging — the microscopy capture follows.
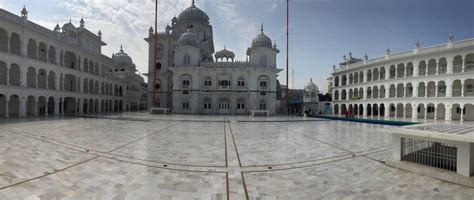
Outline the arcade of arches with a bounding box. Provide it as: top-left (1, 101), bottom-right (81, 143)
top-left (333, 103), bottom-right (474, 121)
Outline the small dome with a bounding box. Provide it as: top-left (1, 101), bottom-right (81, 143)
top-left (178, 29), bottom-right (198, 47)
top-left (113, 45), bottom-right (133, 66)
top-left (177, 1), bottom-right (209, 23)
top-left (305, 78), bottom-right (318, 92)
top-left (251, 24), bottom-right (272, 48)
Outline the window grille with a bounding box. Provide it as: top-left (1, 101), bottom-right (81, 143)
top-left (401, 138), bottom-right (457, 172)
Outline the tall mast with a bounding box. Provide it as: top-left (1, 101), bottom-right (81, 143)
top-left (152, 0), bottom-right (158, 107)
top-left (286, 0), bottom-right (290, 114)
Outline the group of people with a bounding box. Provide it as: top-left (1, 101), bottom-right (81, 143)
top-left (343, 107), bottom-right (356, 118)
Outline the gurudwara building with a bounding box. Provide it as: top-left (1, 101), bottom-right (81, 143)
top-left (331, 34), bottom-right (474, 121)
top-left (0, 7), bottom-right (147, 117)
top-left (146, 1), bottom-right (281, 115)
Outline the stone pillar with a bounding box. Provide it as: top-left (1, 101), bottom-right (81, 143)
top-left (447, 83), bottom-right (453, 97)
top-left (412, 103), bottom-right (418, 119)
top-left (435, 60), bottom-right (439, 75)
top-left (78, 98), bottom-right (84, 114)
top-left (6, 65), bottom-right (10, 86)
top-left (414, 62), bottom-right (419, 77)
top-left (392, 134), bottom-right (402, 161)
top-left (434, 104), bottom-right (438, 120)
top-left (20, 68), bottom-right (27, 87)
top-left (33, 101), bottom-right (38, 116)
top-left (5, 99), bottom-right (9, 118)
top-left (77, 76), bottom-right (81, 93)
top-left (435, 83), bottom-right (438, 97)
top-left (445, 104), bottom-right (452, 121)
top-left (456, 142), bottom-right (474, 177)
top-left (45, 70), bottom-right (49, 90)
top-left (19, 97), bottom-right (26, 117)
top-left (447, 56), bottom-right (454, 74)
top-left (462, 58), bottom-right (466, 73)
top-left (56, 73), bottom-right (61, 91)
top-left (6, 36), bottom-right (10, 53)
top-left (54, 98), bottom-right (60, 115)
top-left (425, 85), bottom-right (428, 97)
top-left (44, 101), bottom-right (49, 116)
top-left (35, 73), bottom-right (38, 88)
top-left (385, 105), bottom-right (390, 118)
top-left (461, 106), bottom-right (464, 122)
top-left (461, 82), bottom-right (464, 97)
top-left (413, 83), bottom-right (419, 97)
top-left (400, 105), bottom-right (405, 118)
top-left (424, 106), bottom-right (428, 120)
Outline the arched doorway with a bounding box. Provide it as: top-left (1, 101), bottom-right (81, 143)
top-left (8, 95), bottom-right (20, 116)
top-left (64, 97), bottom-right (76, 114)
top-left (465, 104), bottom-right (474, 121)
top-left (452, 104), bottom-right (461, 120)
top-left (26, 96), bottom-right (35, 116)
top-left (37, 96), bottom-right (46, 115)
top-left (48, 97), bottom-right (55, 115)
top-left (0, 94), bottom-right (6, 116)
top-left (396, 103), bottom-right (404, 118)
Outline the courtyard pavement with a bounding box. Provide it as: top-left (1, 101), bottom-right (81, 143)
top-left (0, 112), bottom-right (473, 199)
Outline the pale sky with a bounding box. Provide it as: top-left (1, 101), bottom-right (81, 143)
top-left (1, 0), bottom-right (473, 93)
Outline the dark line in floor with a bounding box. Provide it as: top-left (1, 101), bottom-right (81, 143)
top-left (0, 157), bottom-right (98, 190)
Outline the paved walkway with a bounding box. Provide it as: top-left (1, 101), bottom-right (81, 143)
top-left (0, 113), bottom-right (473, 199)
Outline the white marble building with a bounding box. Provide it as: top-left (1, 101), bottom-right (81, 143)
top-left (111, 46), bottom-right (147, 111)
top-left (303, 79), bottom-right (319, 115)
top-left (145, 1), bottom-right (281, 115)
top-left (0, 7), bottom-right (145, 117)
top-left (331, 34), bottom-right (474, 121)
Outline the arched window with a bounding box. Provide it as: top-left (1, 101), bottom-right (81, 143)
top-left (203, 98), bottom-right (211, 110)
top-left (259, 100), bottom-right (266, 110)
top-left (237, 98), bottom-right (245, 110)
top-left (237, 78), bottom-right (245, 87)
top-left (182, 101), bottom-right (189, 109)
top-left (204, 78), bottom-right (212, 87)
top-left (180, 75), bottom-right (191, 89)
top-left (184, 55), bottom-right (191, 65)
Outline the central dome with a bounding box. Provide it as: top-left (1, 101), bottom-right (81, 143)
top-left (251, 25), bottom-right (272, 48)
top-left (178, 29), bottom-right (198, 47)
top-left (177, 1), bottom-right (209, 23)
top-left (113, 45), bottom-right (133, 66)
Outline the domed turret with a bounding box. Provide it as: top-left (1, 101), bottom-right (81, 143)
top-left (178, 29), bottom-right (198, 47)
top-left (113, 45), bottom-right (133, 66)
top-left (304, 78), bottom-right (320, 115)
top-left (305, 78), bottom-right (319, 92)
top-left (251, 24), bottom-right (272, 48)
top-left (177, 0), bottom-right (209, 23)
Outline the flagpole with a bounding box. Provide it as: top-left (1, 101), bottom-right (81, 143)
top-left (152, 0), bottom-right (158, 108)
top-left (285, 0), bottom-right (290, 115)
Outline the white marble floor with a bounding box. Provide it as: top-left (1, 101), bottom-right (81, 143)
top-left (0, 112), bottom-right (473, 199)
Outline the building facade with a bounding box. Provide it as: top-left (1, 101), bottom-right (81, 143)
top-left (111, 46), bottom-right (147, 111)
top-left (303, 79), bottom-right (320, 115)
top-left (331, 34), bottom-right (474, 121)
top-left (145, 1), bottom-right (281, 115)
top-left (0, 7), bottom-right (145, 117)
